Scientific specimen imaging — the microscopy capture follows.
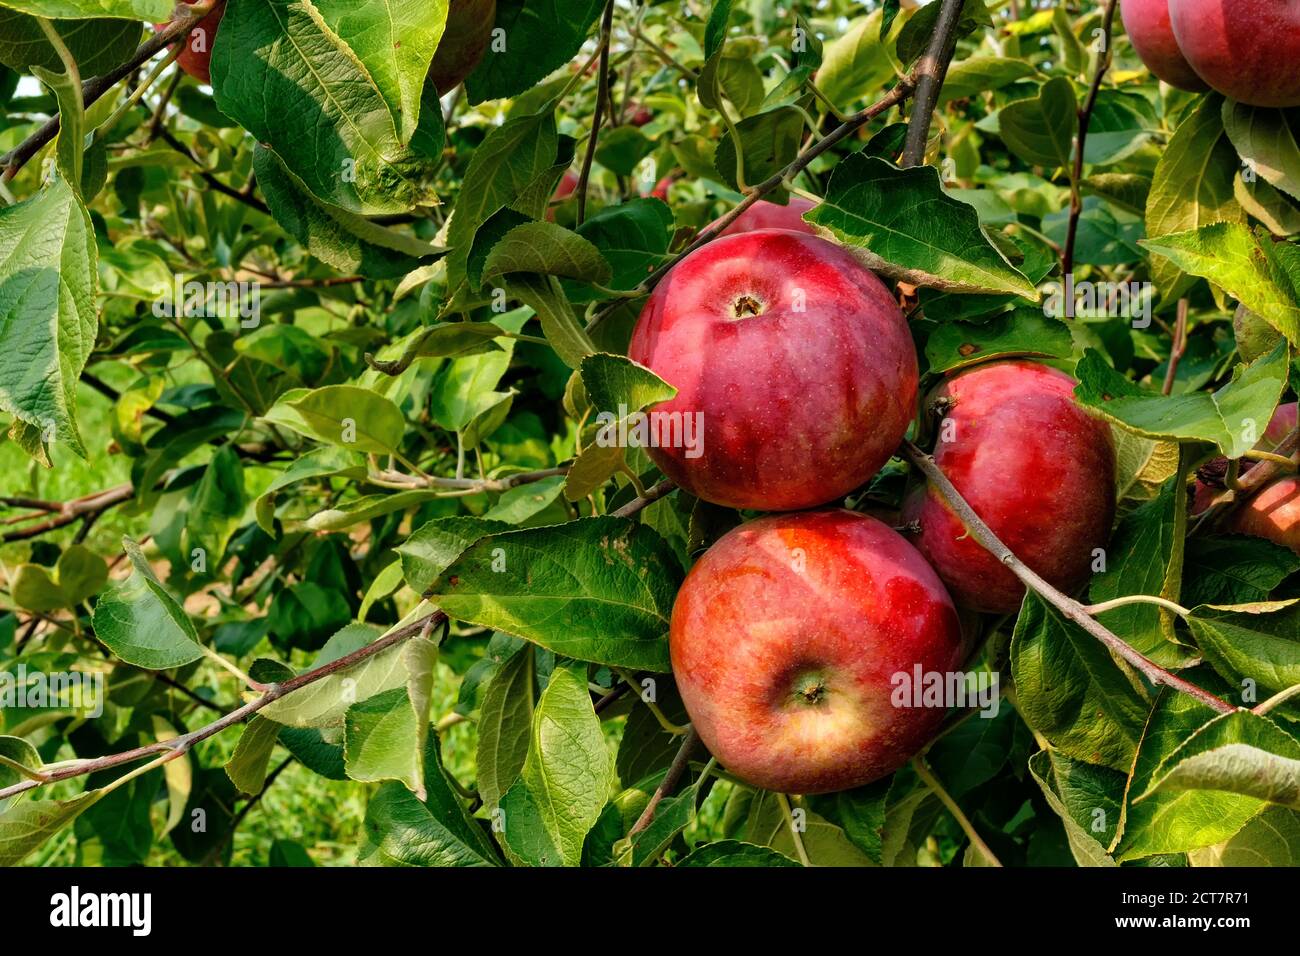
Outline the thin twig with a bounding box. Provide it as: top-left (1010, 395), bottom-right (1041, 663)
top-left (913, 756), bottom-right (1002, 866)
top-left (0, 610), bottom-right (445, 802)
top-left (1162, 298), bottom-right (1189, 396)
top-left (577, 0), bottom-right (615, 225)
top-left (613, 478), bottom-right (676, 518)
top-left (627, 726), bottom-right (702, 838)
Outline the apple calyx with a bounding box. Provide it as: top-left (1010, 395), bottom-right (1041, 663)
top-left (789, 671), bottom-right (829, 707)
top-left (731, 293), bottom-right (765, 319)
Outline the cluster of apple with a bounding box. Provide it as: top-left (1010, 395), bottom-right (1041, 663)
top-left (158, 0), bottom-right (497, 92)
top-left (627, 208), bottom-right (1118, 794)
top-left (1121, 0), bottom-right (1300, 107)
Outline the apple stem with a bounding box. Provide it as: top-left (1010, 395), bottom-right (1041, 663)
top-left (775, 793), bottom-right (812, 866)
top-left (1253, 683), bottom-right (1300, 717)
top-left (912, 757), bottom-right (1003, 867)
top-left (903, 440), bottom-right (1236, 715)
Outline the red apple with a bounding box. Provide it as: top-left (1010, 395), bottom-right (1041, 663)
top-left (1169, 0), bottom-right (1300, 107)
top-left (1120, 0), bottom-right (1209, 91)
top-left (1264, 401), bottom-right (1298, 449)
top-left (906, 361), bottom-right (1116, 615)
top-left (670, 509), bottom-right (964, 794)
top-left (647, 173), bottom-right (676, 201)
top-left (627, 230), bottom-right (918, 511)
top-left (545, 170), bottom-right (580, 221)
top-left (711, 197), bottom-right (819, 238)
top-left (156, 2), bottom-right (225, 85)
top-left (624, 104), bottom-right (653, 127)
top-left (429, 0), bottom-right (497, 94)
top-left (1231, 476), bottom-right (1300, 553)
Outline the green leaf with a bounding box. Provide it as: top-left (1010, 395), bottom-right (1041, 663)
top-left (261, 622), bottom-right (410, 728)
top-left (358, 739), bottom-right (499, 866)
top-left (1138, 710), bottom-right (1300, 810)
top-left (482, 475), bottom-right (566, 524)
top-left (505, 273), bottom-right (597, 369)
top-left (1088, 472), bottom-right (1194, 667)
top-left (1028, 750), bottom-right (1122, 867)
top-left (1139, 224), bottom-right (1300, 348)
top-left (940, 56), bottom-right (1038, 102)
top-left (464, 0), bottom-right (603, 104)
top-left (1182, 537), bottom-right (1300, 607)
top-left (1221, 101), bottom-right (1300, 202)
top-left (579, 352), bottom-right (676, 417)
top-left (481, 221), bottom-right (612, 286)
top-left (594, 125), bottom-right (654, 178)
top-left (445, 110), bottom-right (559, 289)
top-left (896, 0), bottom-right (992, 65)
top-left (475, 645), bottom-right (534, 810)
top-left (187, 445), bottom-right (247, 565)
top-left (713, 106), bottom-right (803, 192)
top-left (251, 146), bottom-right (437, 279)
top-left (924, 307), bottom-right (1072, 374)
top-left (0, 11), bottom-right (139, 76)
top-left (746, 790), bottom-right (874, 866)
top-left (313, 0), bottom-right (448, 143)
top-left (677, 840), bottom-right (800, 867)
top-left (1187, 600), bottom-right (1300, 699)
top-left (0, 178), bottom-right (97, 459)
top-left (806, 153), bottom-right (1038, 298)
top-left (575, 199), bottom-right (674, 292)
top-left (225, 717), bottom-right (281, 794)
top-left (92, 537), bottom-right (204, 670)
top-left (997, 76), bottom-right (1076, 169)
top-left (399, 516), bottom-right (513, 594)
top-left (344, 686), bottom-right (424, 792)
top-left (1114, 682), bottom-right (1253, 861)
top-left (303, 489), bottom-right (443, 533)
top-left (816, 10), bottom-right (897, 108)
top-left (0, 736), bottom-right (42, 814)
top-left (428, 516), bottom-right (682, 671)
top-left (262, 385), bottom-right (406, 455)
top-left (0, 0), bottom-right (169, 17)
top-left (497, 663), bottom-right (610, 866)
top-left (0, 788), bottom-right (104, 866)
top-left (1144, 94), bottom-right (1242, 297)
top-left (210, 0), bottom-right (437, 215)
top-left (1073, 344), bottom-right (1290, 459)
top-left (1010, 593), bottom-right (1151, 770)
top-left (1188, 806), bottom-right (1300, 866)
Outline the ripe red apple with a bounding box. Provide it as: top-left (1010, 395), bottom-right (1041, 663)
top-left (627, 230), bottom-right (918, 511)
top-left (906, 361), bottom-right (1116, 615)
top-left (711, 197), bottom-right (818, 238)
top-left (670, 509), bottom-right (964, 794)
top-left (1169, 0), bottom-right (1300, 107)
top-left (545, 170), bottom-right (579, 221)
top-left (156, 2), bottom-right (225, 85)
top-left (1265, 402), bottom-right (1299, 448)
top-left (1230, 476), bottom-right (1300, 553)
top-left (429, 0), bottom-right (497, 94)
top-left (1120, 0), bottom-right (1209, 91)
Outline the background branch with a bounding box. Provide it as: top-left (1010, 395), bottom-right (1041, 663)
top-left (901, 0), bottom-right (968, 167)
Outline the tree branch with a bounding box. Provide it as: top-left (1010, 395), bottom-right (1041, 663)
top-left (901, 0), bottom-right (968, 167)
top-left (902, 440), bottom-right (1235, 714)
top-left (576, 0), bottom-right (615, 226)
top-left (0, 10), bottom-right (210, 183)
top-left (613, 478), bottom-right (675, 517)
top-left (0, 609), bottom-right (446, 803)
top-left (1062, 0), bottom-right (1119, 281)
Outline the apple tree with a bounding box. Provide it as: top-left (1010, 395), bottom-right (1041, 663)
top-left (2, 0), bottom-right (1300, 868)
